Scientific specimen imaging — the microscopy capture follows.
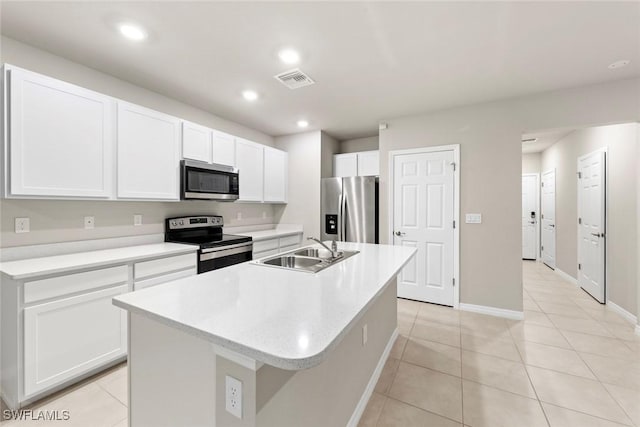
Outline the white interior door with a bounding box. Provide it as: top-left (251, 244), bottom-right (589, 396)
top-left (578, 150), bottom-right (606, 303)
top-left (541, 170), bottom-right (556, 269)
top-left (393, 150), bottom-right (455, 306)
top-left (522, 174), bottom-right (538, 260)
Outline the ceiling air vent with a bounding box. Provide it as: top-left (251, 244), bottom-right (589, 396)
top-left (274, 68), bottom-right (315, 90)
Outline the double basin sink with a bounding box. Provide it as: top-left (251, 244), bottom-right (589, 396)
top-left (254, 246), bottom-right (359, 273)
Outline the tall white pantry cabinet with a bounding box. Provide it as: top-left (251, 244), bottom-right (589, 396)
top-left (2, 64), bottom-right (288, 203)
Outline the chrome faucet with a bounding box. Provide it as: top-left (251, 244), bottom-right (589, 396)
top-left (307, 237), bottom-right (340, 259)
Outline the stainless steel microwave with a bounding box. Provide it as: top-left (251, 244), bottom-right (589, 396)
top-left (180, 160), bottom-right (239, 201)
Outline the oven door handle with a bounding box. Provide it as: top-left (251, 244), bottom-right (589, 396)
top-left (200, 243), bottom-right (253, 261)
top-left (201, 241), bottom-right (253, 253)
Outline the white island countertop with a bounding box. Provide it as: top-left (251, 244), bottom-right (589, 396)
top-left (113, 242), bottom-right (415, 370)
top-left (0, 243), bottom-right (198, 280)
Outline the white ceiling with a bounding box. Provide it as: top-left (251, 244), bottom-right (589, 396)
top-left (521, 129), bottom-right (574, 154)
top-left (2, 2), bottom-right (639, 140)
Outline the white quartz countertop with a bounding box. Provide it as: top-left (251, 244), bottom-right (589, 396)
top-left (0, 243), bottom-right (198, 280)
top-left (235, 226), bottom-right (303, 242)
top-left (113, 242), bottom-right (416, 370)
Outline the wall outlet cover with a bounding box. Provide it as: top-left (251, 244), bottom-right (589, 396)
top-left (134, 214), bottom-right (143, 226)
top-left (15, 217), bottom-right (30, 233)
top-left (225, 375), bottom-right (242, 419)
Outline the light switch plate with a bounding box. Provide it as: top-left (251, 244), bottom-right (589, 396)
top-left (133, 214), bottom-right (143, 226)
top-left (465, 213), bottom-right (482, 224)
top-left (84, 216), bottom-right (95, 229)
top-left (15, 217), bottom-right (30, 233)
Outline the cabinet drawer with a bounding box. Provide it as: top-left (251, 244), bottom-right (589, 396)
top-left (252, 238), bottom-right (279, 253)
top-left (279, 244), bottom-right (300, 254)
top-left (134, 253), bottom-right (196, 280)
top-left (23, 284), bottom-right (128, 397)
top-left (253, 248), bottom-right (280, 259)
top-left (279, 234), bottom-right (302, 247)
top-left (134, 268), bottom-right (196, 291)
top-left (24, 265), bottom-right (128, 304)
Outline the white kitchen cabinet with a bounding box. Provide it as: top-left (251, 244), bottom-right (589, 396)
top-left (133, 253), bottom-right (197, 290)
top-left (252, 233), bottom-right (303, 259)
top-left (357, 151), bottom-right (380, 176)
top-left (333, 151), bottom-right (379, 177)
top-left (23, 284), bottom-right (128, 397)
top-left (117, 102), bottom-right (181, 200)
top-left (212, 130), bottom-right (236, 167)
top-left (263, 147), bottom-right (288, 203)
top-left (235, 138), bottom-right (264, 202)
top-left (5, 65), bottom-right (115, 198)
top-left (182, 121), bottom-right (212, 163)
top-left (333, 153), bottom-right (358, 177)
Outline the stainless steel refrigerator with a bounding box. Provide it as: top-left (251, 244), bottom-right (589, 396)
top-left (321, 176), bottom-right (378, 243)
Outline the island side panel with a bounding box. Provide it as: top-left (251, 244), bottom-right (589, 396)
top-left (255, 278), bottom-right (398, 427)
top-left (129, 313), bottom-right (216, 427)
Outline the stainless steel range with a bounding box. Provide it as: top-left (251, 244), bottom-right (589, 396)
top-left (165, 216), bottom-right (252, 274)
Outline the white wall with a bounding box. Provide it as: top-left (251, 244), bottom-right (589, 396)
top-left (0, 36), bottom-right (278, 248)
top-left (274, 131), bottom-right (322, 240)
top-left (339, 136), bottom-right (379, 154)
top-left (522, 153), bottom-right (541, 174)
top-left (541, 123), bottom-right (639, 315)
top-left (380, 77), bottom-right (640, 313)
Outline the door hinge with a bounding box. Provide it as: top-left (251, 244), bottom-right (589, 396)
top-left (541, 245), bottom-right (544, 251)
top-left (452, 278), bottom-right (456, 287)
top-left (578, 217), bottom-right (582, 225)
top-left (541, 214), bottom-right (544, 219)
top-left (541, 182), bottom-right (544, 187)
top-left (577, 172), bottom-right (582, 179)
top-left (453, 220), bottom-right (456, 229)
top-left (450, 162), bottom-right (456, 172)
top-left (578, 263), bottom-right (581, 270)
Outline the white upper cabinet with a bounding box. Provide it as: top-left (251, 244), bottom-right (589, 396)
top-left (235, 138), bottom-right (264, 202)
top-left (117, 102), bottom-right (181, 200)
top-left (6, 66), bottom-right (115, 198)
top-left (263, 147), bottom-right (288, 203)
top-left (357, 151), bottom-right (380, 176)
top-left (182, 121), bottom-right (211, 163)
top-left (212, 130), bottom-right (236, 167)
top-left (333, 153), bottom-right (358, 177)
top-left (333, 151), bottom-right (379, 177)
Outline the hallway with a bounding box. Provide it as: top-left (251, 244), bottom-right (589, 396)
top-left (360, 261), bottom-right (640, 427)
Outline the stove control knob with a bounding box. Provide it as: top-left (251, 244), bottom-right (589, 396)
top-left (179, 220), bottom-right (184, 225)
top-left (171, 221), bottom-right (177, 227)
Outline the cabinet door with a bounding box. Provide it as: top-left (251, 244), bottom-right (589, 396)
top-left (263, 147), bottom-right (287, 203)
top-left (182, 121), bottom-right (211, 163)
top-left (333, 153), bottom-right (358, 177)
top-left (211, 130), bottom-right (236, 167)
top-left (7, 66), bottom-right (114, 198)
top-left (117, 102), bottom-right (181, 200)
top-left (357, 151), bottom-right (379, 176)
top-left (235, 139), bottom-right (264, 202)
top-left (23, 284), bottom-right (128, 397)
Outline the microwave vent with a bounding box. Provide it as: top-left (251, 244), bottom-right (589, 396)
top-left (274, 68), bottom-right (315, 89)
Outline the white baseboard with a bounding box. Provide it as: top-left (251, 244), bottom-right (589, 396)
top-left (347, 328), bottom-right (398, 427)
top-left (606, 300), bottom-right (638, 325)
top-left (459, 303), bottom-right (524, 320)
top-left (555, 268), bottom-right (578, 286)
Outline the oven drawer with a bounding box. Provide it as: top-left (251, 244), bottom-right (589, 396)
top-left (134, 253), bottom-right (197, 281)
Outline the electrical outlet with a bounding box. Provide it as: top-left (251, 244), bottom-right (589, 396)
top-left (362, 324), bottom-right (368, 346)
top-left (84, 216), bottom-right (95, 229)
top-left (15, 217), bottom-right (30, 233)
top-left (133, 214), bottom-right (143, 226)
top-left (225, 375), bottom-right (242, 419)
top-left (236, 211), bottom-right (242, 221)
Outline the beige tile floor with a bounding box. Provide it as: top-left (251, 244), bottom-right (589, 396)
top-left (2, 261), bottom-right (639, 426)
top-left (360, 261), bottom-right (640, 427)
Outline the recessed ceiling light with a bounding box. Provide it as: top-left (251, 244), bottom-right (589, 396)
top-left (278, 48), bottom-right (300, 65)
top-left (297, 120), bottom-right (309, 128)
top-left (522, 138), bottom-right (537, 144)
top-left (608, 59), bottom-right (630, 70)
top-left (242, 90), bottom-right (258, 101)
top-left (118, 23), bottom-right (147, 41)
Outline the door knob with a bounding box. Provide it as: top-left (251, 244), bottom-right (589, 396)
top-left (394, 231), bottom-right (406, 237)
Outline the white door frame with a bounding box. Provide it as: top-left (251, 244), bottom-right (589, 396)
top-left (522, 173), bottom-right (541, 260)
top-left (541, 169), bottom-right (557, 269)
top-left (388, 144), bottom-right (460, 309)
top-left (577, 147), bottom-right (608, 302)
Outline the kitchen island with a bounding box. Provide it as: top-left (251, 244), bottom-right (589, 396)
top-left (113, 242), bottom-right (416, 427)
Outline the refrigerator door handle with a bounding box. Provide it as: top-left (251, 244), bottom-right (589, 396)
top-left (342, 194), bottom-right (348, 241)
top-left (337, 194), bottom-right (343, 240)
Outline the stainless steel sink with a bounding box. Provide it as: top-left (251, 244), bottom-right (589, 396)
top-left (254, 246), bottom-right (359, 273)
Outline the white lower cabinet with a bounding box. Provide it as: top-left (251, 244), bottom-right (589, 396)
top-left (23, 284), bottom-right (128, 397)
top-left (133, 253), bottom-right (197, 290)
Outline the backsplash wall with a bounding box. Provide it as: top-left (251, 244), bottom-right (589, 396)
top-left (0, 200), bottom-right (280, 247)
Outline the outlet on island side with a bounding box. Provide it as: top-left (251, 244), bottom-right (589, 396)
top-left (15, 217), bottom-right (30, 233)
top-left (225, 375), bottom-right (243, 419)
